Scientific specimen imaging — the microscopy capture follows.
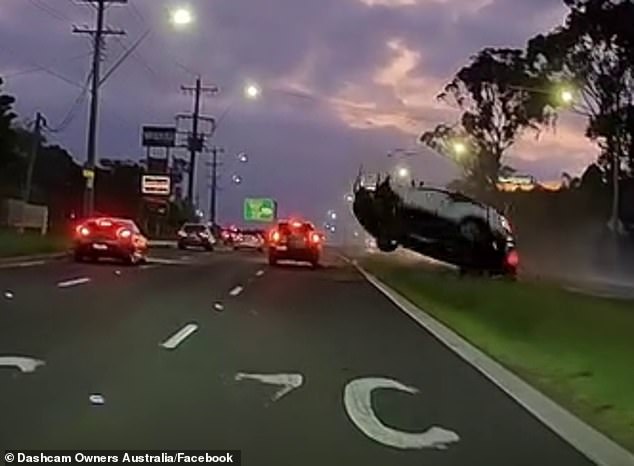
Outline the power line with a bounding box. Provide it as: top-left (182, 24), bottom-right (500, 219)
top-left (26, 0), bottom-right (72, 22)
top-left (2, 52), bottom-right (92, 80)
top-left (112, 35), bottom-right (161, 84)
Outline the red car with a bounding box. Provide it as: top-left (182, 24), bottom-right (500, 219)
top-left (267, 220), bottom-right (323, 268)
top-left (73, 217), bottom-right (148, 265)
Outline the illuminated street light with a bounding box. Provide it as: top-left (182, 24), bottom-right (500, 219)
top-left (345, 194), bottom-right (354, 203)
top-left (231, 174), bottom-right (243, 185)
top-left (397, 167), bottom-right (410, 179)
top-left (453, 141), bottom-right (467, 155)
top-left (170, 7), bottom-right (193, 26)
top-left (245, 83), bottom-right (261, 99)
top-left (237, 152), bottom-right (248, 163)
top-left (560, 88), bottom-right (574, 105)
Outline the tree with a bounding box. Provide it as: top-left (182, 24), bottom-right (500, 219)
top-left (527, 0), bottom-right (634, 177)
top-left (0, 77), bottom-right (19, 196)
top-left (420, 48), bottom-right (556, 195)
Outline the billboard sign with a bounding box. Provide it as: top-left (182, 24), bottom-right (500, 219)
top-left (244, 198), bottom-right (277, 222)
top-left (142, 175), bottom-right (171, 196)
top-left (142, 126), bottom-right (176, 148)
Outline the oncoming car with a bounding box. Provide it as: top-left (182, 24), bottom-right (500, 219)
top-left (267, 220), bottom-right (323, 268)
top-left (353, 175), bottom-right (519, 277)
top-left (73, 217), bottom-right (148, 265)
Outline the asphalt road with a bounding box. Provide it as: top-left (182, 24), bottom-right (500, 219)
top-left (0, 247), bottom-right (595, 465)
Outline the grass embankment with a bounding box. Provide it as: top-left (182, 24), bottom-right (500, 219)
top-left (0, 230), bottom-right (69, 258)
top-left (360, 255), bottom-right (634, 451)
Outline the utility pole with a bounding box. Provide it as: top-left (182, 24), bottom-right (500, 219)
top-left (23, 112), bottom-right (46, 203)
top-left (74, 0), bottom-right (126, 217)
top-left (181, 77), bottom-right (218, 207)
top-left (208, 146), bottom-right (225, 227)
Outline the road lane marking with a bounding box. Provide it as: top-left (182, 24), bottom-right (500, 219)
top-left (213, 302), bottom-right (224, 312)
top-left (89, 394), bottom-right (105, 405)
top-left (229, 286), bottom-right (244, 297)
top-left (355, 264), bottom-right (634, 466)
top-left (146, 258), bottom-right (187, 265)
top-left (159, 323), bottom-right (198, 350)
top-left (140, 264), bottom-right (158, 270)
top-left (255, 270), bottom-right (265, 277)
top-left (235, 372), bottom-right (304, 402)
top-left (57, 277), bottom-right (91, 288)
top-left (0, 356), bottom-right (45, 373)
top-left (4, 291), bottom-right (14, 300)
top-left (344, 377), bottom-right (460, 450)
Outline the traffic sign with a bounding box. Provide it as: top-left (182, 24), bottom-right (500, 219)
top-left (142, 175), bottom-right (171, 196)
top-left (244, 198), bottom-right (277, 222)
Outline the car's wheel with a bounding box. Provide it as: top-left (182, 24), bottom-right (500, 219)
top-left (310, 258), bottom-right (320, 269)
top-left (268, 254), bottom-right (277, 266)
top-left (124, 252), bottom-right (140, 266)
top-left (377, 237), bottom-right (398, 252)
top-left (73, 250), bottom-right (84, 262)
top-left (205, 244), bottom-right (214, 252)
top-left (459, 218), bottom-right (489, 244)
top-left (178, 242), bottom-right (186, 250)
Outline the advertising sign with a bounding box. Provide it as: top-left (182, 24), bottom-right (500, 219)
top-left (142, 126), bottom-right (176, 148)
top-left (141, 175), bottom-right (171, 196)
top-left (244, 198), bottom-right (277, 222)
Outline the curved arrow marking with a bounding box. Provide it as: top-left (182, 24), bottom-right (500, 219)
top-left (235, 372), bottom-right (304, 402)
top-left (0, 357), bottom-right (45, 373)
top-left (344, 377), bottom-right (460, 450)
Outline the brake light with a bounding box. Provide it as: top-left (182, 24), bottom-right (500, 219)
top-left (291, 220), bottom-right (303, 229)
top-left (97, 219), bottom-right (113, 228)
top-left (310, 232), bottom-right (321, 244)
top-left (270, 230), bottom-right (281, 243)
top-left (506, 250), bottom-right (520, 268)
top-left (117, 228), bottom-right (132, 239)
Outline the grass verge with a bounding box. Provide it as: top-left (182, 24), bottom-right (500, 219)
top-left (360, 254), bottom-right (634, 452)
top-left (0, 230), bottom-right (69, 258)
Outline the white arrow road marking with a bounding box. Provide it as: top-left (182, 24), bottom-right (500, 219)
top-left (0, 357), bottom-right (45, 373)
top-left (229, 286), bottom-right (244, 297)
top-left (159, 323), bottom-right (198, 350)
top-left (57, 277), bottom-right (91, 288)
top-left (255, 270), bottom-right (265, 277)
top-left (235, 372), bottom-right (304, 402)
top-left (344, 377), bottom-right (460, 450)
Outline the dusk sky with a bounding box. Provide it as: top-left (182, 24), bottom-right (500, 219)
top-left (0, 0), bottom-right (598, 224)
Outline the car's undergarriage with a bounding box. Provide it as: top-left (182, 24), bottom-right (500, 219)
top-left (352, 175), bottom-right (519, 277)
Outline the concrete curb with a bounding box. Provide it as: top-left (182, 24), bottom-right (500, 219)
top-left (348, 256), bottom-right (634, 466)
top-left (0, 251), bottom-right (69, 266)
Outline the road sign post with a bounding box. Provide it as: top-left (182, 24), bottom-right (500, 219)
top-left (244, 198), bottom-right (277, 222)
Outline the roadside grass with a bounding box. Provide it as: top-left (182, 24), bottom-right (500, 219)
top-left (0, 230), bottom-right (69, 258)
top-left (360, 255), bottom-right (634, 452)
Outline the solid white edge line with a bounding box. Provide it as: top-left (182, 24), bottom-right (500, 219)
top-left (229, 286), bottom-right (244, 297)
top-left (159, 323), bottom-right (198, 350)
top-left (0, 260), bottom-right (47, 269)
top-left (352, 262), bottom-right (634, 466)
top-left (57, 277), bottom-right (91, 288)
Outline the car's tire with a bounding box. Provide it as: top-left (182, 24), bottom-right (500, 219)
top-left (268, 254), bottom-right (277, 266)
top-left (459, 218), bottom-right (489, 244)
top-left (124, 252), bottom-right (140, 266)
top-left (310, 259), bottom-right (320, 269)
top-left (205, 244), bottom-right (214, 252)
top-left (73, 251), bottom-right (84, 263)
top-left (178, 242), bottom-right (186, 250)
top-left (377, 237), bottom-right (398, 252)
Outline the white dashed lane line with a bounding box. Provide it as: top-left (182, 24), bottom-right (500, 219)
top-left (57, 277), bottom-right (92, 289)
top-left (255, 270), bottom-right (265, 277)
top-left (229, 286), bottom-right (244, 297)
top-left (159, 323), bottom-right (198, 350)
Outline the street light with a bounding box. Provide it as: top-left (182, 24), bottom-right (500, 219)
top-left (560, 89), bottom-right (574, 105)
top-left (397, 167), bottom-right (410, 179)
top-left (452, 141), bottom-right (467, 156)
top-left (245, 83), bottom-right (261, 99)
top-left (237, 152), bottom-right (248, 163)
top-left (345, 194), bottom-right (354, 203)
top-left (170, 7), bottom-right (193, 26)
top-left (231, 174), bottom-right (243, 185)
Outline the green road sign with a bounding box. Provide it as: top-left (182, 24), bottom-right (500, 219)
top-left (244, 198), bottom-right (277, 222)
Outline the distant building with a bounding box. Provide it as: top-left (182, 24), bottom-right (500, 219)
top-left (497, 175), bottom-right (561, 192)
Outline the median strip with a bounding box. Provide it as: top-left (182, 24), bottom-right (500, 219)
top-left (159, 323), bottom-right (198, 350)
top-left (57, 277), bottom-right (91, 289)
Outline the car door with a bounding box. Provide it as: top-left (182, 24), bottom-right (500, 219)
top-left (401, 189), bottom-right (452, 241)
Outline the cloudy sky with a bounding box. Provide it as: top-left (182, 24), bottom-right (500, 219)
top-left (0, 0), bottom-right (597, 224)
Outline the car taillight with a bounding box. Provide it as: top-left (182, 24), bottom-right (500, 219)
top-left (76, 225), bottom-right (90, 237)
top-left (270, 230), bottom-right (281, 243)
top-left (117, 228), bottom-right (132, 239)
top-left (506, 250), bottom-right (519, 268)
top-left (310, 232), bottom-right (321, 244)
